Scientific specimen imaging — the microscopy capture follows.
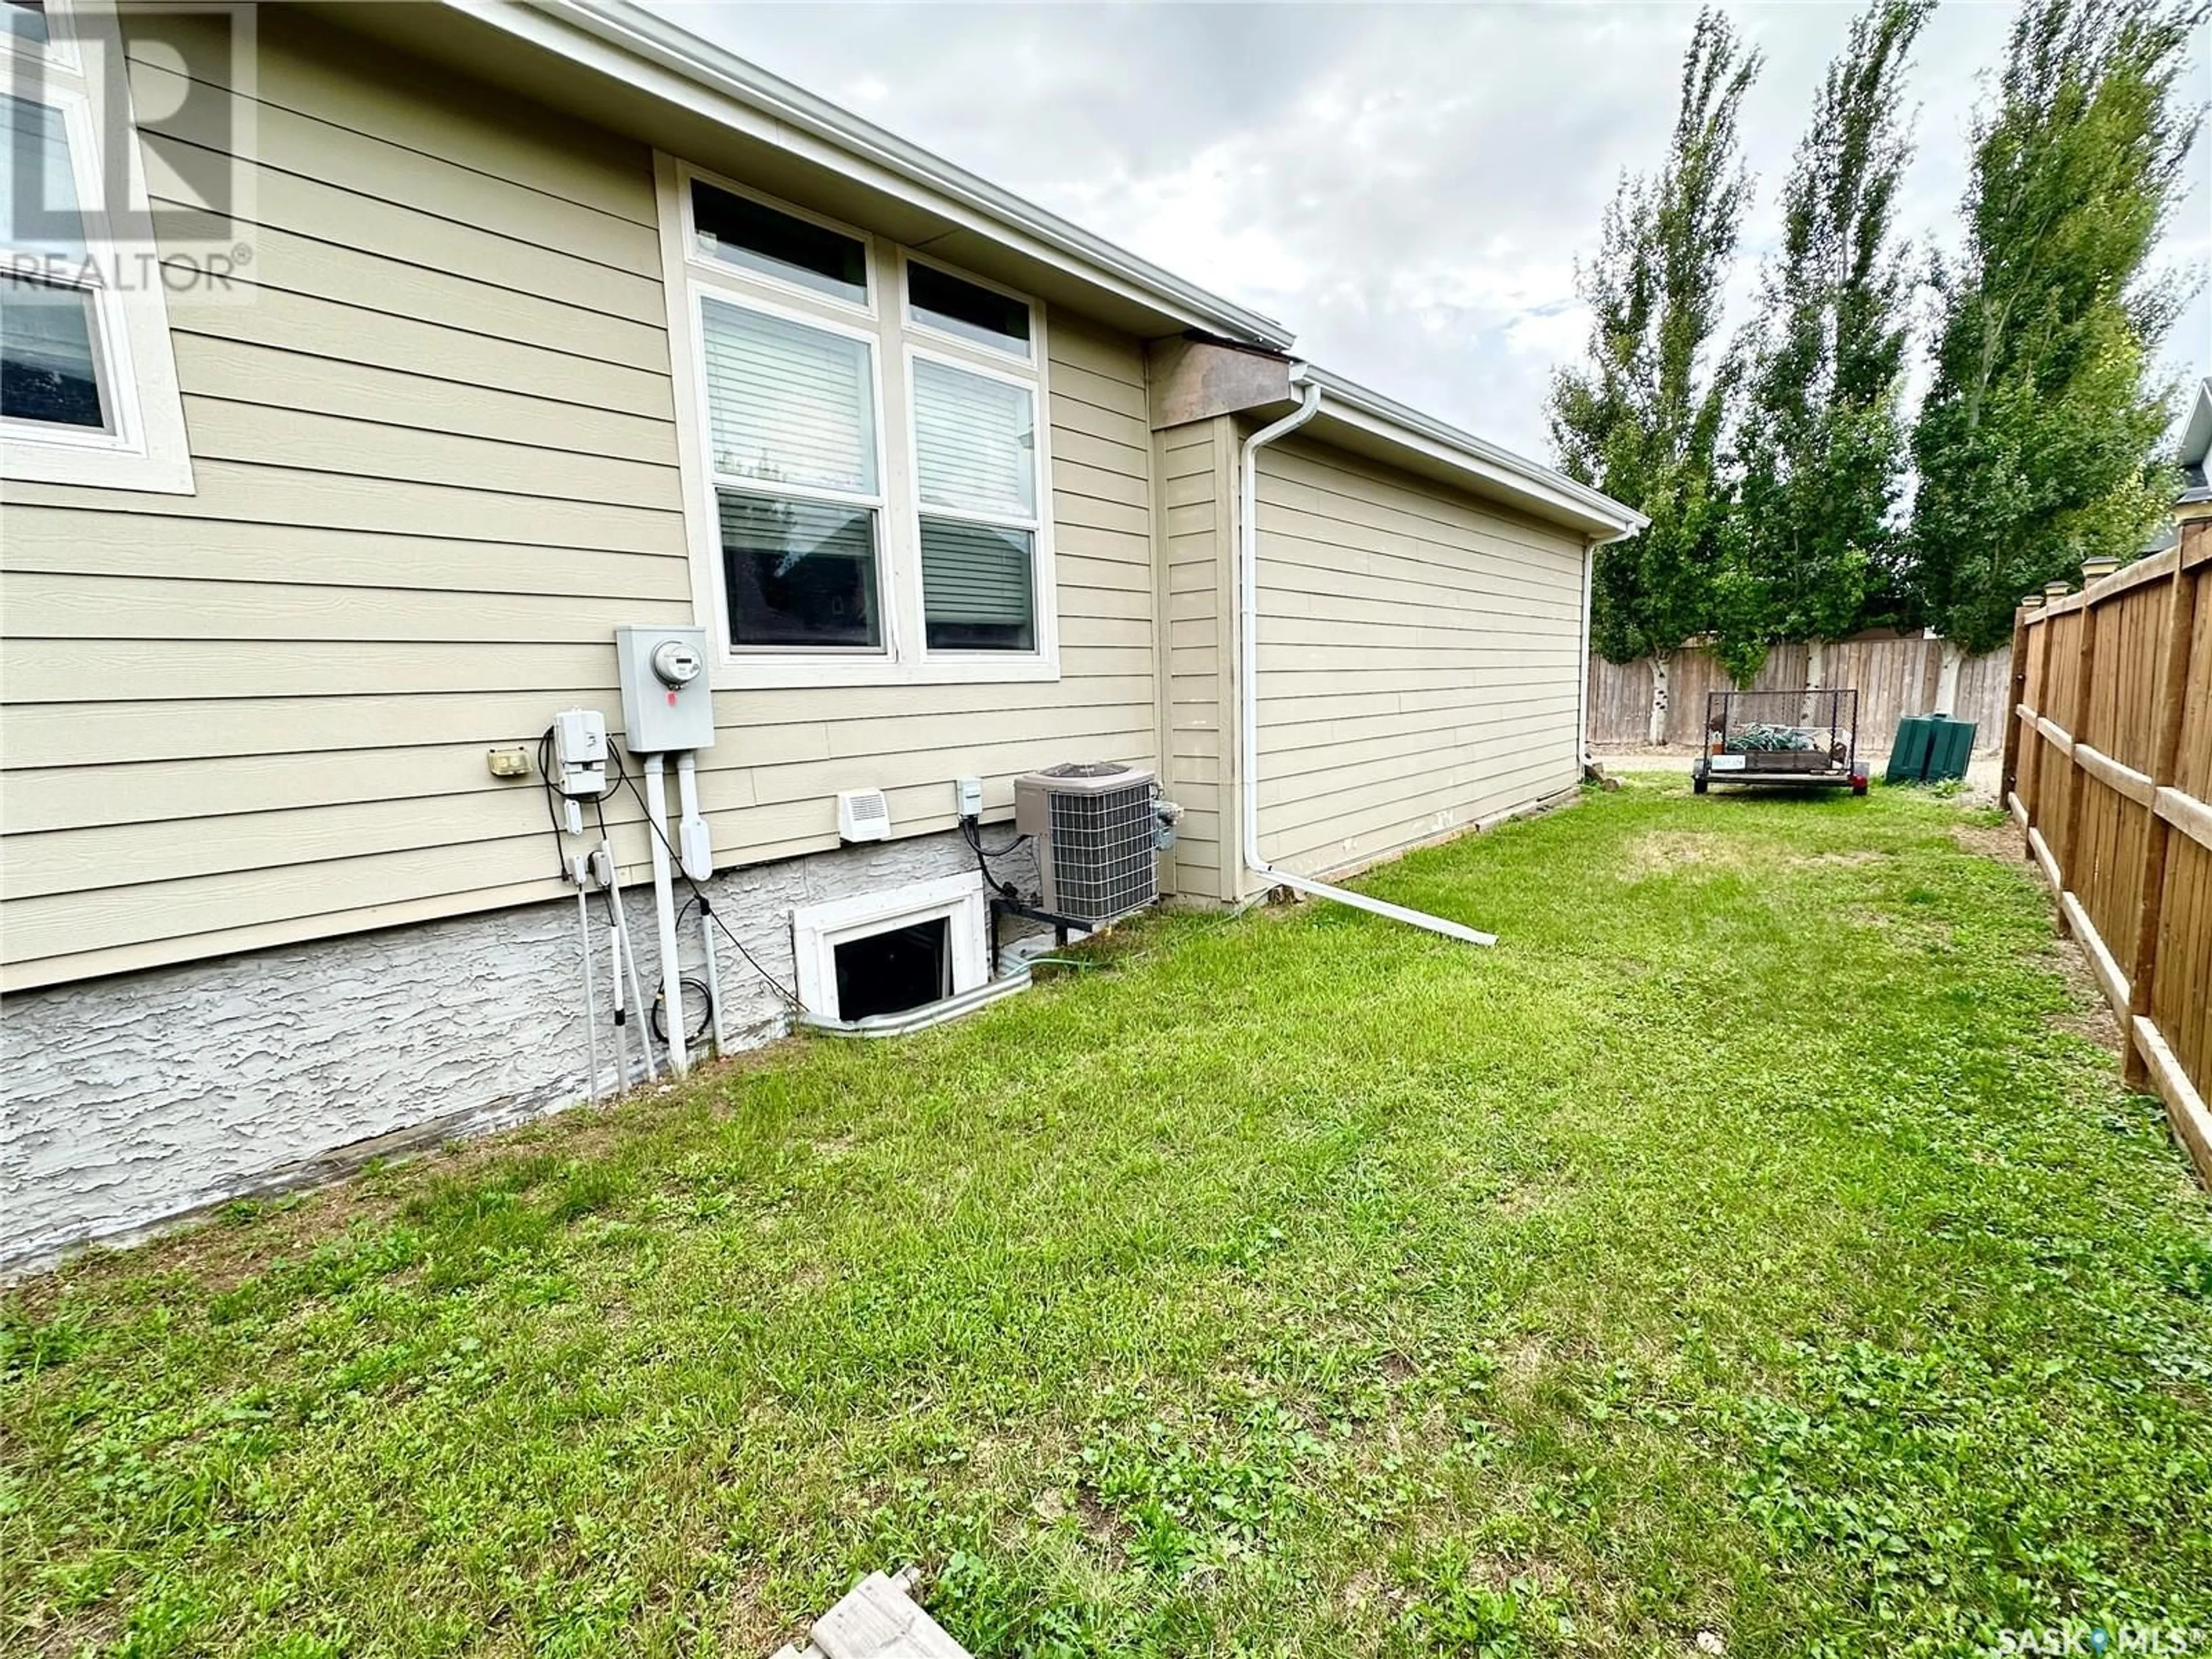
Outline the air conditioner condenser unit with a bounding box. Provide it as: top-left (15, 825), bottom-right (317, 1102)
top-left (1013, 762), bottom-right (1160, 925)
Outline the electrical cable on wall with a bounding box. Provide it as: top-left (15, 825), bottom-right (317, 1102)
top-left (535, 727), bottom-right (573, 880)
top-left (960, 813), bottom-right (1031, 903)
top-left (600, 748), bottom-right (806, 1012)
top-left (649, 971), bottom-right (716, 1045)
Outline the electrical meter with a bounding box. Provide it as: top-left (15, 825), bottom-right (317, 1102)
top-left (651, 638), bottom-right (702, 688)
top-left (613, 624), bottom-right (716, 753)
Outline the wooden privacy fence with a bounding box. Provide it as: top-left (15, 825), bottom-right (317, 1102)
top-left (2006, 519), bottom-right (2212, 1183)
top-left (1588, 636), bottom-right (2011, 751)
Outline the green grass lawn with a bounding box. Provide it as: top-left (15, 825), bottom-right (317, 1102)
top-left (6, 777), bottom-right (2210, 1659)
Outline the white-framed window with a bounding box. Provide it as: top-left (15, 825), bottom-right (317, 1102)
top-left (903, 248), bottom-right (1033, 361)
top-left (1, 0), bottom-right (194, 494)
top-left (908, 346), bottom-right (1042, 653)
top-left (789, 872), bottom-right (991, 1020)
top-left (656, 156), bottom-right (1057, 688)
top-left (698, 286), bottom-right (889, 653)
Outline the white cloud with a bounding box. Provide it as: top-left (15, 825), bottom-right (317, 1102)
top-left (650, 0), bottom-right (2211, 459)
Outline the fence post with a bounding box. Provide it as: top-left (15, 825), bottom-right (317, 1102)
top-left (2059, 588), bottom-right (2102, 889)
top-left (2002, 605), bottom-right (2032, 804)
top-left (2123, 535), bottom-right (2200, 1089)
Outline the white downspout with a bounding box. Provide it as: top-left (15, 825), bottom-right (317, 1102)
top-left (1237, 371), bottom-right (1498, 947)
top-left (1577, 534), bottom-right (1596, 771)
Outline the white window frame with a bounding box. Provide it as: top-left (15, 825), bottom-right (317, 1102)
top-left (5, 1), bottom-right (84, 75)
top-left (678, 162), bottom-right (878, 321)
top-left (688, 277), bottom-right (896, 659)
top-left (656, 153), bottom-right (1059, 689)
top-left (900, 246), bottom-right (1037, 363)
top-left (789, 871), bottom-right (991, 1020)
top-left (903, 338), bottom-right (1052, 665)
top-left (1, 0), bottom-right (194, 494)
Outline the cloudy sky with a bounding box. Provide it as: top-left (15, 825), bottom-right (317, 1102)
top-left (650, 2), bottom-right (2210, 463)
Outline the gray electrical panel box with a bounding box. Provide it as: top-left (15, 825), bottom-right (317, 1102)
top-left (614, 624), bottom-right (716, 753)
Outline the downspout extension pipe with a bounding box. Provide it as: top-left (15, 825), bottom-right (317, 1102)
top-left (1237, 371), bottom-right (1498, 947)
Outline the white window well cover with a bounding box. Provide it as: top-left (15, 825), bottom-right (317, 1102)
top-left (790, 872), bottom-right (990, 1020)
top-left (702, 297), bottom-right (876, 493)
top-left (912, 355), bottom-right (1034, 518)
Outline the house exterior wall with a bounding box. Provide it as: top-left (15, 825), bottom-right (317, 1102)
top-left (1150, 420), bottom-right (1589, 903)
top-left (1153, 415), bottom-right (1240, 901)
top-left (0, 8), bottom-right (1159, 995)
top-left (0, 825), bottom-right (1040, 1275)
top-left (0, 9), bottom-right (1613, 1271)
top-left (1251, 437), bottom-right (1589, 878)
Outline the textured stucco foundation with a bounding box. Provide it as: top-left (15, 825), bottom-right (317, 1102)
top-left (0, 830), bottom-right (1039, 1276)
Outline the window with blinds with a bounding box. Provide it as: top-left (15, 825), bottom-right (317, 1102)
top-left (701, 298), bottom-right (876, 493)
top-left (912, 355), bottom-right (1039, 652)
top-left (699, 294), bottom-right (884, 650)
top-left (672, 165), bottom-right (1054, 677)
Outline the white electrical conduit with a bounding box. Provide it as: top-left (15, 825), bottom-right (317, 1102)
top-left (1238, 372), bottom-right (1498, 947)
top-left (675, 752), bottom-right (728, 1055)
top-left (575, 877), bottom-right (600, 1103)
top-left (606, 913), bottom-right (632, 1089)
top-left (603, 839), bottom-right (656, 1082)
top-left (642, 753), bottom-right (690, 1073)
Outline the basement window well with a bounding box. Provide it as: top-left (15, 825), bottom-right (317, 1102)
top-left (791, 872), bottom-right (991, 1023)
top-left (834, 917), bottom-right (949, 1020)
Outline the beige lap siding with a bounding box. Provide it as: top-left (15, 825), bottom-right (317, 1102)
top-left (1252, 438), bottom-right (1586, 879)
top-left (1153, 416), bottom-right (1240, 900)
top-left (0, 9), bottom-right (1159, 991)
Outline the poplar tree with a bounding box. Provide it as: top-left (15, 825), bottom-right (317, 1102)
top-left (1908, 0), bottom-right (2204, 667)
top-left (1719, 0), bottom-right (1933, 686)
top-left (1550, 8), bottom-right (1761, 743)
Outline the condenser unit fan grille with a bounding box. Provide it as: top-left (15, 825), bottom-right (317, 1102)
top-left (1046, 782), bottom-right (1154, 921)
top-left (1015, 763), bottom-right (1159, 925)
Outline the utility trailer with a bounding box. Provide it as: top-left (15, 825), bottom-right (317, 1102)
top-left (1691, 688), bottom-right (1869, 796)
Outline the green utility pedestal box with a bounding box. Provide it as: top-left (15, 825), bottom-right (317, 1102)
top-left (1886, 714), bottom-right (1977, 784)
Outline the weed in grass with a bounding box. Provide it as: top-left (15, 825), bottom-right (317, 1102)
top-left (1393, 1542), bottom-right (1565, 1656)
top-left (2, 780), bottom-right (2207, 1657)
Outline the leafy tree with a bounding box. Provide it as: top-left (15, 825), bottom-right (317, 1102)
top-left (1551, 8), bottom-right (1761, 741)
top-left (1908, 0), bottom-right (2204, 660)
top-left (1720, 0), bottom-right (1934, 685)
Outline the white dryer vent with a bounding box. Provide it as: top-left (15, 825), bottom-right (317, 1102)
top-left (838, 788), bottom-right (891, 843)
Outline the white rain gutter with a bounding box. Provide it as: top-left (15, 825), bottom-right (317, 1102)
top-left (1237, 372), bottom-right (1498, 948)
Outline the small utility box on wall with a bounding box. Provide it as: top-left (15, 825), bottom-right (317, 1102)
top-left (614, 625), bottom-right (715, 753)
